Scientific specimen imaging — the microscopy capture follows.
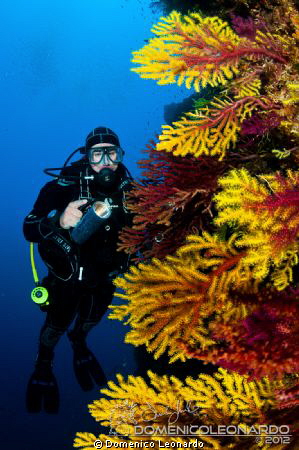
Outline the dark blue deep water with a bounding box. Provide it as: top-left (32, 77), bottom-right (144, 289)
top-left (0, 1), bottom-right (188, 448)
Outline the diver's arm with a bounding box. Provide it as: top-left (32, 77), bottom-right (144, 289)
top-left (23, 212), bottom-right (49, 242)
top-left (23, 180), bottom-right (73, 242)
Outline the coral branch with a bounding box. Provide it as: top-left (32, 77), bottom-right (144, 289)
top-left (214, 168), bottom-right (299, 281)
top-left (74, 369), bottom-right (298, 449)
top-left (156, 96), bottom-right (274, 160)
top-left (118, 142), bottom-right (227, 259)
top-left (131, 11), bottom-right (289, 91)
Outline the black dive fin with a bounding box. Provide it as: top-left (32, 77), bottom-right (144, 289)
top-left (26, 364), bottom-right (59, 413)
top-left (73, 349), bottom-right (107, 391)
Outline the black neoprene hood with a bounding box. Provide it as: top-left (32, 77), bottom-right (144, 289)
top-left (85, 127), bottom-right (120, 149)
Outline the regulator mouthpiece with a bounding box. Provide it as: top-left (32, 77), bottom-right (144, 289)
top-left (94, 167), bottom-right (116, 187)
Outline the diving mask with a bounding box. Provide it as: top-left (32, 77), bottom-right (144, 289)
top-left (88, 146), bottom-right (124, 165)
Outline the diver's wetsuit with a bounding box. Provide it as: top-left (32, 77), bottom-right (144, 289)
top-left (23, 161), bottom-right (133, 350)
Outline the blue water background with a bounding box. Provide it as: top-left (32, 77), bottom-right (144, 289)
top-left (0, 0), bottom-right (190, 448)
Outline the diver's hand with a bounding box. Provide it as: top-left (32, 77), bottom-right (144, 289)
top-left (59, 199), bottom-right (88, 229)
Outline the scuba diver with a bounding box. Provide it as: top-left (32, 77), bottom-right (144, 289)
top-left (23, 126), bottom-right (133, 413)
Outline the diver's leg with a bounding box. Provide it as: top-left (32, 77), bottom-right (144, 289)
top-left (26, 344), bottom-right (59, 413)
top-left (69, 280), bottom-right (115, 340)
top-left (35, 278), bottom-right (80, 361)
top-left (26, 277), bottom-right (80, 413)
top-left (68, 280), bottom-right (115, 390)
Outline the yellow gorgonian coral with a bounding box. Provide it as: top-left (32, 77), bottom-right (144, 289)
top-left (290, 9), bottom-right (299, 40)
top-left (111, 258), bottom-right (216, 362)
top-left (214, 168), bottom-right (299, 281)
top-left (156, 95), bottom-right (269, 160)
top-left (131, 10), bottom-right (293, 160)
top-left (233, 78), bottom-right (262, 99)
top-left (131, 11), bottom-right (287, 91)
top-left (74, 369), bottom-right (285, 449)
top-left (131, 11), bottom-right (241, 90)
top-left (110, 232), bottom-right (252, 362)
top-left (280, 82), bottom-right (299, 136)
top-left (282, 82), bottom-right (299, 105)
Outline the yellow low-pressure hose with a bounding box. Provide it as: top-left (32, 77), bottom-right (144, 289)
top-left (30, 242), bottom-right (39, 284)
